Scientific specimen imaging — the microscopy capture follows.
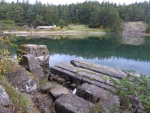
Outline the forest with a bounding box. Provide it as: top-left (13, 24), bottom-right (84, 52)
top-left (0, 0), bottom-right (150, 32)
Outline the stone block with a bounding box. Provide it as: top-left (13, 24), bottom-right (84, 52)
top-left (20, 54), bottom-right (44, 77)
top-left (77, 83), bottom-right (119, 108)
top-left (6, 64), bottom-right (39, 93)
top-left (55, 94), bottom-right (94, 113)
top-left (49, 85), bottom-right (69, 99)
top-left (17, 44), bottom-right (50, 66)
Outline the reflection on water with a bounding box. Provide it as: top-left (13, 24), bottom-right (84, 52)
top-left (12, 35), bottom-right (150, 76)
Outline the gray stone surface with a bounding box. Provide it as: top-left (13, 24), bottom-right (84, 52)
top-left (44, 99), bottom-right (53, 107)
top-left (55, 94), bottom-right (94, 113)
top-left (55, 77), bottom-right (66, 84)
top-left (6, 64), bottom-right (39, 93)
top-left (41, 82), bottom-right (57, 94)
top-left (40, 107), bottom-right (51, 113)
top-left (17, 44), bottom-right (50, 66)
top-left (0, 105), bottom-right (11, 113)
top-left (19, 54), bottom-right (44, 77)
top-left (77, 83), bottom-right (119, 108)
top-left (0, 85), bottom-right (11, 106)
top-left (49, 85), bottom-right (69, 98)
top-left (50, 63), bottom-right (114, 90)
top-left (71, 60), bottom-right (127, 79)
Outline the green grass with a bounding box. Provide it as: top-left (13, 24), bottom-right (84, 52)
top-left (67, 24), bottom-right (104, 32)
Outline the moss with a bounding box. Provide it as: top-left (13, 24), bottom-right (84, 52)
top-left (39, 77), bottom-right (48, 85)
top-left (26, 71), bottom-right (37, 80)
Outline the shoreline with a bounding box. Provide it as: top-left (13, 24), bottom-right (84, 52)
top-left (3, 30), bottom-right (106, 37)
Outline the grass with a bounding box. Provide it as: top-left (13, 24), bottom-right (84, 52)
top-left (67, 24), bottom-right (104, 32)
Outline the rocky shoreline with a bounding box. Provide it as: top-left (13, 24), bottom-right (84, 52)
top-left (0, 44), bottom-right (145, 113)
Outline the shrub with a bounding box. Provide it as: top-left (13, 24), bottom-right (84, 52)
top-left (146, 25), bottom-right (150, 33)
top-left (110, 71), bottom-right (150, 112)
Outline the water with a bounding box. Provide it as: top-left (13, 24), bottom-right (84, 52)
top-left (12, 35), bottom-right (150, 76)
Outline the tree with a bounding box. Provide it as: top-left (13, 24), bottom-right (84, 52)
top-left (58, 19), bottom-right (65, 29)
top-left (89, 12), bottom-right (100, 28)
top-left (34, 15), bottom-right (45, 26)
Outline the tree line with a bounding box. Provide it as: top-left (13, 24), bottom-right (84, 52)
top-left (0, 0), bottom-right (150, 32)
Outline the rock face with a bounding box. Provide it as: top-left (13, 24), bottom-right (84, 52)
top-left (6, 63), bottom-right (39, 93)
top-left (55, 94), bottom-right (94, 113)
top-left (17, 44), bottom-right (50, 77)
top-left (0, 85), bottom-right (11, 106)
top-left (0, 85), bottom-right (11, 113)
top-left (77, 83), bottom-right (119, 108)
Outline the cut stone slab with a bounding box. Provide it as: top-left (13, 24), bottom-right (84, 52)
top-left (0, 85), bottom-right (11, 106)
top-left (6, 63), bottom-right (39, 93)
top-left (49, 85), bottom-right (69, 98)
top-left (71, 60), bottom-right (127, 79)
top-left (17, 44), bottom-right (50, 66)
top-left (50, 63), bottom-right (114, 91)
top-left (55, 94), bottom-right (94, 113)
top-left (77, 83), bottom-right (119, 108)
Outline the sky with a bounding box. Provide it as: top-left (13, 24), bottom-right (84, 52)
top-left (6, 0), bottom-right (150, 5)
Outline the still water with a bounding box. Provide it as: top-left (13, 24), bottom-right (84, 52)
top-left (12, 35), bottom-right (150, 76)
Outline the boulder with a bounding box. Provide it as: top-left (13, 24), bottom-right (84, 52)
top-left (76, 83), bottom-right (119, 108)
top-left (17, 44), bottom-right (50, 66)
top-left (0, 85), bottom-right (11, 106)
top-left (49, 85), bottom-right (70, 99)
top-left (55, 94), bottom-right (94, 113)
top-left (6, 63), bottom-right (39, 93)
top-left (19, 54), bottom-right (44, 77)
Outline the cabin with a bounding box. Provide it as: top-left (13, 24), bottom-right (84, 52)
top-left (37, 25), bottom-right (56, 30)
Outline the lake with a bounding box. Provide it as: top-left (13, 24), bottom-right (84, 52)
top-left (12, 34), bottom-right (150, 76)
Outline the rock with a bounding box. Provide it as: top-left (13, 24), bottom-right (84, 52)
top-left (17, 44), bottom-right (50, 66)
top-left (41, 82), bottom-right (57, 94)
top-left (22, 78), bottom-right (39, 93)
top-left (40, 107), bottom-right (51, 113)
top-left (55, 77), bottom-right (66, 84)
top-left (6, 63), bottom-right (39, 93)
top-left (49, 85), bottom-right (69, 99)
top-left (0, 85), bottom-right (11, 106)
top-left (76, 83), bottom-right (119, 108)
top-left (55, 94), bottom-right (94, 113)
top-left (70, 83), bottom-right (77, 89)
top-left (0, 105), bottom-right (11, 113)
top-left (20, 54), bottom-right (44, 77)
top-left (44, 99), bottom-right (53, 107)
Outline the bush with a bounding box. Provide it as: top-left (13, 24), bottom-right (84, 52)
top-left (110, 71), bottom-right (150, 112)
top-left (0, 20), bottom-right (15, 26)
top-left (146, 25), bottom-right (150, 33)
